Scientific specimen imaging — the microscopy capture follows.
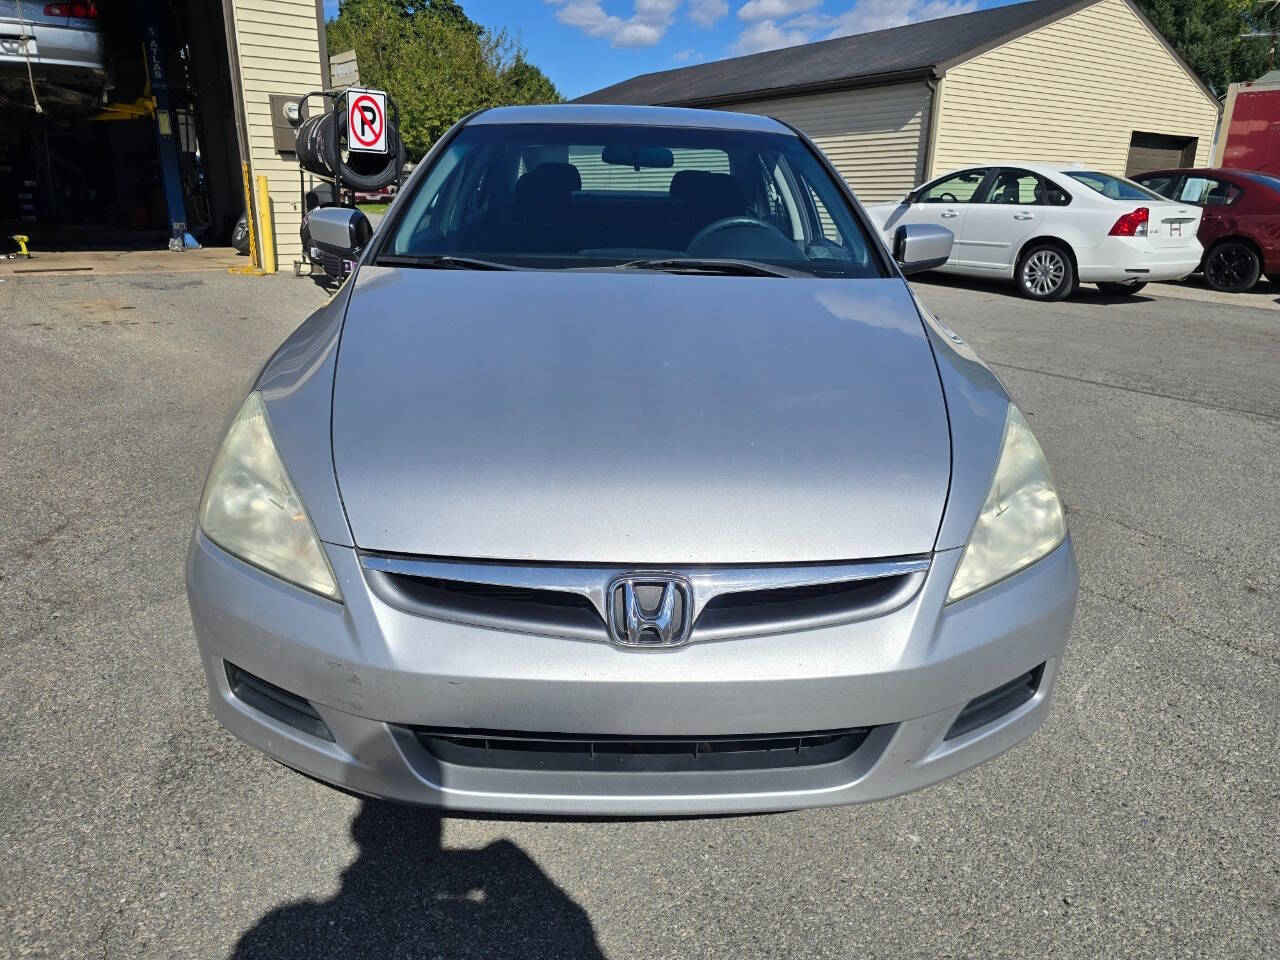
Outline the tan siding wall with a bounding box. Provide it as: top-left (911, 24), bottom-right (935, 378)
top-left (231, 0), bottom-right (325, 266)
top-left (931, 0), bottom-right (1219, 178)
top-left (717, 83), bottom-right (932, 203)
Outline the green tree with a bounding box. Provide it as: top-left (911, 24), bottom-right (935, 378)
top-left (1135, 0), bottom-right (1271, 94)
top-left (327, 0), bottom-right (561, 158)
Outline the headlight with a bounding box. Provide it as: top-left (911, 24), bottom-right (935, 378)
top-left (198, 392), bottom-right (341, 601)
top-left (947, 405), bottom-right (1065, 603)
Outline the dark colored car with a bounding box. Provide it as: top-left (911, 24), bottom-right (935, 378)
top-left (1132, 167), bottom-right (1280, 293)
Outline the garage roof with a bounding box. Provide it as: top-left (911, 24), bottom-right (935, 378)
top-left (576, 0), bottom-right (1093, 106)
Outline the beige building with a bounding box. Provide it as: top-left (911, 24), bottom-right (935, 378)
top-left (578, 0), bottom-right (1221, 204)
top-left (224, 0), bottom-right (330, 267)
top-left (0, 1), bottom-right (336, 265)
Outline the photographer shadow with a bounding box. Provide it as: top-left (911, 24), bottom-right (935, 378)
top-left (232, 800), bottom-right (603, 960)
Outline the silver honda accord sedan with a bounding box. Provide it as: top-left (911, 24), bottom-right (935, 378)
top-left (185, 104), bottom-right (1078, 816)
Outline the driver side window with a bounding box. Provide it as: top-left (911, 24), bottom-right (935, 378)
top-left (919, 169), bottom-right (989, 203)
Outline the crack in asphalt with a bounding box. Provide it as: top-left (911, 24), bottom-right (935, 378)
top-left (1077, 584), bottom-right (1276, 666)
top-left (988, 361), bottom-right (1280, 424)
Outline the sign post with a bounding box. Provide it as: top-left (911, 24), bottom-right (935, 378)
top-left (346, 88), bottom-right (388, 154)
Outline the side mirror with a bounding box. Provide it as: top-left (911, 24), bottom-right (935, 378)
top-left (904, 188), bottom-right (920, 205)
top-left (302, 206), bottom-right (373, 277)
top-left (893, 223), bottom-right (952, 275)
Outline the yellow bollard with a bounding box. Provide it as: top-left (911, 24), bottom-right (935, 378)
top-left (255, 175), bottom-right (277, 274)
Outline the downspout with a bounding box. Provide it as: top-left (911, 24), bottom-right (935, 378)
top-left (220, 0), bottom-right (259, 255)
top-left (1212, 84), bottom-right (1235, 167)
top-left (921, 74), bottom-right (944, 185)
top-left (219, 1), bottom-right (252, 181)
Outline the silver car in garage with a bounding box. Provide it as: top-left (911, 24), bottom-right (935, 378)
top-left (0, 1), bottom-right (105, 112)
top-left (185, 105), bottom-right (1078, 816)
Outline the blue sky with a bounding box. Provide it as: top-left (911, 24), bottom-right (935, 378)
top-left (322, 0), bottom-right (1020, 100)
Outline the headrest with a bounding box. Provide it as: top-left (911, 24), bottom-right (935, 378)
top-left (519, 162), bottom-right (581, 195)
top-left (669, 170), bottom-right (745, 215)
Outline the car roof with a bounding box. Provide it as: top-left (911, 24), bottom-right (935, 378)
top-left (936, 162), bottom-right (1115, 177)
top-left (926, 162), bottom-right (1121, 183)
top-left (1131, 167), bottom-right (1262, 178)
top-left (468, 103), bottom-right (792, 134)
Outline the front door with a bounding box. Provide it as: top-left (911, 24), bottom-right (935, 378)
top-left (955, 168), bottom-right (1047, 275)
top-left (877, 168), bottom-right (991, 269)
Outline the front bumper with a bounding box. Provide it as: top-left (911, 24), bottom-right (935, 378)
top-left (186, 531), bottom-right (1078, 815)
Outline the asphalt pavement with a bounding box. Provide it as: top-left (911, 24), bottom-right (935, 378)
top-left (1, 268), bottom-right (1276, 959)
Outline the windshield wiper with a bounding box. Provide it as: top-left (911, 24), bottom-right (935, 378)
top-left (377, 254), bottom-right (516, 271)
top-left (613, 257), bottom-right (807, 278)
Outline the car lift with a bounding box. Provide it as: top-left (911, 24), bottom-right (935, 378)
top-left (137, 0), bottom-right (199, 250)
top-left (90, 6), bottom-right (200, 251)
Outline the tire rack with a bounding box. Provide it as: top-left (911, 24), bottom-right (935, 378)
top-left (291, 88), bottom-right (402, 278)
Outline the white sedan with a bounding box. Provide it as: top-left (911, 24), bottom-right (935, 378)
top-left (866, 163), bottom-right (1203, 300)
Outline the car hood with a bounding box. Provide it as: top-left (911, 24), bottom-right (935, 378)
top-left (331, 268), bottom-right (951, 564)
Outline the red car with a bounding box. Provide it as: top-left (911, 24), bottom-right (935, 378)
top-left (1132, 167), bottom-right (1280, 293)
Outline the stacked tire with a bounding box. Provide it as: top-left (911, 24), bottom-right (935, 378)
top-left (294, 109), bottom-right (405, 192)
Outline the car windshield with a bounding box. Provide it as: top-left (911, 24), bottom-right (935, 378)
top-left (382, 122), bottom-right (884, 278)
top-left (1067, 171), bottom-right (1165, 201)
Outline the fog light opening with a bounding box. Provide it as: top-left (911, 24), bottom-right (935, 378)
top-left (224, 662), bottom-right (335, 742)
top-left (944, 664), bottom-right (1045, 742)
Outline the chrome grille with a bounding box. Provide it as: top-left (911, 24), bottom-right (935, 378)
top-left (361, 553), bottom-right (930, 644)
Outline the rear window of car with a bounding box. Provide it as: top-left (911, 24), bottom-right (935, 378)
top-left (1067, 171), bottom-right (1165, 201)
top-left (561, 146), bottom-right (731, 192)
top-left (1132, 174), bottom-right (1180, 198)
top-left (1177, 176), bottom-right (1243, 206)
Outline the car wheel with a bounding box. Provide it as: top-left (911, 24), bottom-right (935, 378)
top-left (1203, 241), bottom-right (1260, 293)
top-left (231, 213), bottom-right (250, 255)
top-left (1017, 244), bottom-right (1076, 301)
top-left (1097, 281), bottom-right (1147, 296)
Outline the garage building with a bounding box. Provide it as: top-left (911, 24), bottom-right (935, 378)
top-left (577, 0), bottom-right (1221, 204)
top-left (1, 1), bottom-right (329, 267)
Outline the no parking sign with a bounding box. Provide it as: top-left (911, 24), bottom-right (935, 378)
top-left (346, 88), bottom-right (388, 154)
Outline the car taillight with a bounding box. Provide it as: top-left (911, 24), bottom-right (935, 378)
top-left (1109, 207), bottom-right (1149, 237)
top-left (44, 2), bottom-right (98, 16)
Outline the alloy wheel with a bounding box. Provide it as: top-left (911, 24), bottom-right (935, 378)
top-left (1022, 249), bottom-right (1065, 297)
top-left (1205, 244), bottom-right (1256, 292)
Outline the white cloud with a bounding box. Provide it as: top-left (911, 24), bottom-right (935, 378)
top-left (546, 0), bottom-right (681, 48)
top-left (673, 47), bottom-right (701, 61)
top-left (796, 0), bottom-right (978, 37)
top-left (731, 0), bottom-right (975, 57)
top-left (689, 0), bottom-right (729, 27)
top-left (736, 0), bottom-right (821, 21)
top-left (732, 17), bottom-right (811, 53)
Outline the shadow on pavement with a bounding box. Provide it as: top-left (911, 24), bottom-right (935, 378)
top-left (915, 270), bottom-right (1280, 308)
top-left (911, 271), bottom-right (1157, 304)
top-left (231, 800), bottom-right (603, 960)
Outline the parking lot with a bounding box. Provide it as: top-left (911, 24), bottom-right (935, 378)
top-left (1, 267), bottom-right (1276, 959)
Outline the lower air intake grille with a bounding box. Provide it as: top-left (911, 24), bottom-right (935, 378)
top-left (944, 664), bottom-right (1044, 741)
top-left (413, 727), bottom-right (872, 773)
top-left (225, 662), bottom-right (334, 742)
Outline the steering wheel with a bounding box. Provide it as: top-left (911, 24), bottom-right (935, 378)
top-left (687, 216), bottom-right (796, 258)
top-left (936, 192), bottom-right (958, 203)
